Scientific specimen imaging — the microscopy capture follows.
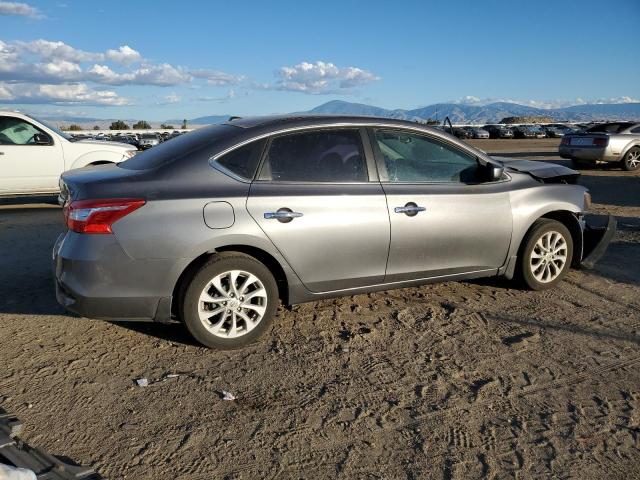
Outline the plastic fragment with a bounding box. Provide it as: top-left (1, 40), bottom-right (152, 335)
top-left (221, 390), bottom-right (236, 401)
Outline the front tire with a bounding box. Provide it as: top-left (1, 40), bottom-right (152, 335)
top-left (517, 219), bottom-right (573, 290)
top-left (622, 147), bottom-right (640, 171)
top-left (181, 253), bottom-right (279, 349)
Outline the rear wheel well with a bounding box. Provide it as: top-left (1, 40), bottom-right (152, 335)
top-left (539, 210), bottom-right (582, 266)
top-left (171, 246), bottom-right (289, 321)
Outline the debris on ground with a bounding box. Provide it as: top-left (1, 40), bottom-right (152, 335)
top-left (221, 391), bottom-right (236, 401)
top-left (135, 378), bottom-right (149, 387)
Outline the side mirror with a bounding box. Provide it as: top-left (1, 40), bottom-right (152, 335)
top-left (33, 133), bottom-right (51, 145)
top-left (484, 163), bottom-right (504, 181)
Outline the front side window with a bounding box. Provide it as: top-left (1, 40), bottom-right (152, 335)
top-left (0, 116), bottom-right (49, 145)
top-left (260, 129), bottom-right (367, 182)
top-left (373, 129), bottom-right (479, 183)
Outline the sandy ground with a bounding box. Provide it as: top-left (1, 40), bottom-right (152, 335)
top-left (0, 139), bottom-right (639, 479)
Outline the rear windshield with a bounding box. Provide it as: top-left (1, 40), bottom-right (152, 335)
top-left (119, 124), bottom-right (236, 170)
top-left (586, 123), bottom-right (634, 133)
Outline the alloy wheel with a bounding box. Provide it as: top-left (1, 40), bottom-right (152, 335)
top-left (529, 231), bottom-right (568, 283)
top-left (198, 270), bottom-right (268, 338)
top-left (626, 150), bottom-right (640, 170)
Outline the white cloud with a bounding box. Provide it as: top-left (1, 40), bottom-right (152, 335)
top-left (86, 63), bottom-right (191, 86)
top-left (268, 61), bottom-right (379, 94)
top-left (15, 39), bottom-right (99, 63)
top-left (0, 82), bottom-right (129, 106)
top-left (0, 40), bottom-right (196, 88)
top-left (0, 1), bottom-right (42, 18)
top-left (195, 89), bottom-right (236, 103)
top-left (190, 69), bottom-right (245, 86)
top-left (158, 92), bottom-right (181, 105)
top-left (105, 45), bottom-right (141, 66)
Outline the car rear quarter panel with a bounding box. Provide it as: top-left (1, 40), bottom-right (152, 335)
top-left (110, 177), bottom-right (302, 298)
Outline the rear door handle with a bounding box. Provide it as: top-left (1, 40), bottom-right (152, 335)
top-left (394, 202), bottom-right (426, 217)
top-left (264, 208), bottom-right (303, 223)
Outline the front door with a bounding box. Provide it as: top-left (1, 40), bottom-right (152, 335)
top-left (247, 128), bottom-right (390, 292)
top-left (370, 128), bottom-right (512, 282)
top-left (0, 116), bottom-right (62, 194)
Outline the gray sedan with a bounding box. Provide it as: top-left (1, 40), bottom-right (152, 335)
top-left (54, 116), bottom-right (614, 349)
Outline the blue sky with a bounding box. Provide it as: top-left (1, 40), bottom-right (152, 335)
top-left (1, 0), bottom-right (639, 121)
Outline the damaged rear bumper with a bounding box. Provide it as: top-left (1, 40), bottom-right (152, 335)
top-left (581, 215), bottom-right (616, 269)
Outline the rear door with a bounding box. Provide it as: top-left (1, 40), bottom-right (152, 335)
top-left (370, 128), bottom-right (512, 282)
top-left (0, 115), bottom-right (63, 194)
top-left (246, 127), bottom-right (390, 292)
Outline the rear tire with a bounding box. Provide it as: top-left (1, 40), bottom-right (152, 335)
top-left (622, 147), bottom-right (640, 171)
top-left (181, 252), bottom-right (279, 349)
top-left (517, 219), bottom-right (573, 291)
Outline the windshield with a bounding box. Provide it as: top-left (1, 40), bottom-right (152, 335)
top-left (24, 114), bottom-right (75, 141)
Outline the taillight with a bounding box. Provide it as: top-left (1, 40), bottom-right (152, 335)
top-left (593, 137), bottom-right (608, 147)
top-left (560, 137), bottom-right (571, 145)
top-left (64, 198), bottom-right (145, 234)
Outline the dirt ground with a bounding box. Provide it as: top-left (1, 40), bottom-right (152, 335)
top-left (0, 139), bottom-right (639, 479)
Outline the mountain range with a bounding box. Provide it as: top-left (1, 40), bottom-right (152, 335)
top-left (303, 100), bottom-right (640, 124)
top-left (34, 100), bottom-right (640, 128)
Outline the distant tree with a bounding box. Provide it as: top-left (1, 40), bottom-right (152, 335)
top-left (181, 119), bottom-right (188, 130)
top-left (110, 120), bottom-right (129, 130)
top-left (93, 125), bottom-right (100, 130)
top-left (133, 120), bottom-right (151, 130)
top-left (67, 124), bottom-right (83, 131)
top-left (160, 124), bottom-right (174, 129)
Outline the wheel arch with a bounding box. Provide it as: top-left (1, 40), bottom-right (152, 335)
top-left (170, 245), bottom-right (291, 321)
top-left (539, 210), bottom-right (583, 267)
top-left (620, 141), bottom-right (640, 160)
top-left (504, 208), bottom-right (583, 279)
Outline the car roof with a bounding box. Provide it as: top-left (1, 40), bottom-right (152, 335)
top-left (222, 114), bottom-right (433, 131)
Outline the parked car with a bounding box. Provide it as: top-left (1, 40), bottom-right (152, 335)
top-left (528, 125), bottom-right (547, 138)
top-left (0, 112), bottom-right (137, 197)
top-left (559, 122), bottom-right (640, 170)
top-left (138, 133), bottom-right (161, 150)
top-left (512, 126), bottom-right (537, 139)
top-left (54, 115), bottom-right (614, 349)
top-left (542, 126), bottom-right (564, 138)
top-left (549, 124), bottom-right (580, 136)
top-left (464, 127), bottom-right (490, 139)
top-left (484, 125), bottom-right (514, 139)
top-left (452, 127), bottom-right (473, 139)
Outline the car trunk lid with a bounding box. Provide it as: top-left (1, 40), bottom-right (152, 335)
top-left (59, 163), bottom-right (148, 205)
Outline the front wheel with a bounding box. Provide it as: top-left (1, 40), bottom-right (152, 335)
top-left (181, 253), bottom-right (279, 349)
top-left (517, 219), bottom-right (573, 290)
top-left (622, 147), bottom-right (640, 171)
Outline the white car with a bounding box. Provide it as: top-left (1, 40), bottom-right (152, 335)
top-left (0, 111), bottom-right (137, 196)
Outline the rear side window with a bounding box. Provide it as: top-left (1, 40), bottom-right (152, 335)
top-left (630, 126), bottom-right (640, 134)
top-left (120, 124), bottom-right (236, 170)
top-left (216, 139), bottom-right (265, 180)
top-left (259, 129), bottom-right (367, 182)
top-left (586, 123), bottom-right (633, 134)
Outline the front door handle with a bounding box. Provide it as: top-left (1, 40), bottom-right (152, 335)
top-left (394, 202), bottom-right (426, 217)
top-left (264, 208), bottom-right (303, 223)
